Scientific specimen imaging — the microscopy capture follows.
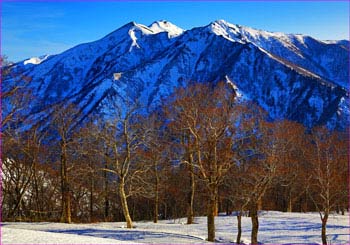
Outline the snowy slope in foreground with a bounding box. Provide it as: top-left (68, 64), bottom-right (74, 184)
top-left (2, 211), bottom-right (350, 244)
top-left (1, 227), bottom-right (138, 244)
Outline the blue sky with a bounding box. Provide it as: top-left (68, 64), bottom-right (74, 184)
top-left (2, 1), bottom-right (349, 62)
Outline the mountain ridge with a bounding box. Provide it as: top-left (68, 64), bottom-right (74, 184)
top-left (4, 19), bottom-right (349, 129)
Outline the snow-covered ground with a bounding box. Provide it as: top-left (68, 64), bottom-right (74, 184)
top-left (2, 211), bottom-right (350, 244)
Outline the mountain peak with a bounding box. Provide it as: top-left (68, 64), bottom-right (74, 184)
top-left (210, 19), bottom-right (240, 29)
top-left (149, 20), bottom-right (184, 37)
top-left (207, 19), bottom-right (243, 42)
top-left (212, 19), bottom-right (234, 26)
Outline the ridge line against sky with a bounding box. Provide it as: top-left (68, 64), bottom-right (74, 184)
top-left (2, 1), bottom-right (349, 62)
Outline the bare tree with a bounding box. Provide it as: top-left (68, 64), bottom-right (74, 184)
top-left (307, 127), bottom-right (348, 245)
top-left (50, 103), bottom-right (81, 223)
top-left (138, 111), bottom-right (171, 223)
top-left (227, 116), bottom-right (298, 245)
top-left (1, 57), bottom-right (47, 221)
top-left (166, 82), bottom-right (239, 241)
top-left (68, 121), bottom-right (107, 222)
top-left (268, 121), bottom-right (308, 212)
top-left (166, 110), bottom-right (197, 224)
top-left (30, 160), bottom-right (62, 221)
top-left (98, 101), bottom-right (150, 228)
top-left (2, 125), bottom-right (45, 220)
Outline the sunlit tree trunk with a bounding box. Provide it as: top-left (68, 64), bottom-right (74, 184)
top-left (187, 154), bottom-right (195, 225)
top-left (119, 176), bottom-right (133, 228)
top-left (287, 190), bottom-right (293, 212)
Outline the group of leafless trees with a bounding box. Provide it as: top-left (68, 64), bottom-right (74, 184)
top-left (2, 60), bottom-right (349, 245)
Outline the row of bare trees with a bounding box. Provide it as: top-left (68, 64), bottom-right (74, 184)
top-left (2, 62), bottom-right (348, 245)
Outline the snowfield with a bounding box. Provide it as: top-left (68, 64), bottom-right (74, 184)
top-left (2, 211), bottom-right (349, 244)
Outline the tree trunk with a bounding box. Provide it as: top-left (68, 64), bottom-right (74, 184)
top-left (207, 200), bottom-right (216, 242)
top-left (207, 186), bottom-right (217, 242)
top-left (60, 181), bottom-right (71, 223)
top-left (187, 160), bottom-right (195, 224)
top-left (214, 195), bottom-right (219, 216)
top-left (321, 213), bottom-right (329, 245)
top-left (119, 177), bottom-right (133, 228)
top-left (287, 190), bottom-right (292, 212)
top-left (90, 174), bottom-right (94, 222)
top-left (250, 202), bottom-right (259, 245)
top-left (302, 191), bottom-right (308, 212)
top-left (153, 165), bottom-right (159, 223)
top-left (9, 192), bottom-right (24, 220)
top-left (60, 146), bottom-right (71, 224)
top-left (164, 202), bottom-right (167, 220)
top-left (257, 197), bottom-right (263, 211)
top-left (236, 211), bottom-right (242, 244)
top-left (104, 161), bottom-right (109, 221)
top-left (64, 186), bottom-right (72, 223)
top-left (153, 193), bottom-right (159, 223)
top-left (33, 167), bottom-right (42, 221)
top-left (225, 200), bottom-right (231, 215)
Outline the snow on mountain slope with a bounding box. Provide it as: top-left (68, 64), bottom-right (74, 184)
top-left (208, 20), bottom-right (349, 88)
top-left (4, 20), bottom-right (349, 129)
top-left (23, 55), bottom-right (50, 65)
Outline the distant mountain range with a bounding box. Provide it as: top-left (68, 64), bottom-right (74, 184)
top-left (5, 20), bottom-right (349, 129)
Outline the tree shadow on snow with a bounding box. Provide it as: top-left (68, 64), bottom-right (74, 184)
top-left (46, 228), bottom-right (204, 243)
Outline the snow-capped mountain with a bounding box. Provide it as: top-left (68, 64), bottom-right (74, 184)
top-left (4, 20), bottom-right (349, 129)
